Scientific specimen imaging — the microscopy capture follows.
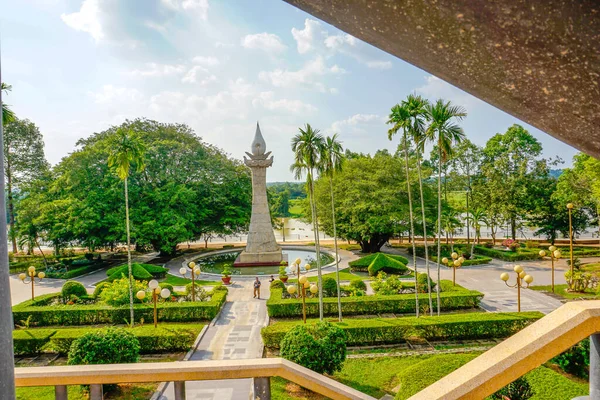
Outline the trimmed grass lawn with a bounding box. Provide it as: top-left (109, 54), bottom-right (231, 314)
top-left (271, 354), bottom-right (588, 400)
top-left (289, 199), bottom-right (304, 217)
top-left (530, 284), bottom-right (599, 299)
top-left (161, 273), bottom-right (221, 286)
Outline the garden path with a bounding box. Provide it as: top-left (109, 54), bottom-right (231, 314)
top-left (382, 246), bottom-right (565, 314)
top-left (9, 252), bottom-right (159, 306)
top-left (158, 279), bottom-right (269, 400)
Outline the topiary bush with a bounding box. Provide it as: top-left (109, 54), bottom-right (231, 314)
top-left (322, 276), bottom-right (339, 297)
top-left (270, 280), bottom-right (285, 290)
top-left (100, 277), bottom-right (147, 307)
top-left (280, 321), bottom-right (347, 374)
top-left (68, 327), bottom-right (140, 365)
top-left (106, 263), bottom-right (152, 282)
top-left (61, 281), bottom-right (88, 303)
top-left (349, 279), bottom-right (367, 292)
top-left (367, 253), bottom-right (408, 276)
top-left (92, 282), bottom-right (109, 298)
top-left (417, 273), bottom-right (436, 293)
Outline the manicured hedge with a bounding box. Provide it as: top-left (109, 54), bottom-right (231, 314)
top-left (409, 245), bottom-right (492, 266)
top-left (431, 255), bottom-right (493, 266)
top-left (50, 262), bottom-right (106, 279)
top-left (106, 263), bottom-right (169, 282)
top-left (13, 289), bottom-right (226, 327)
top-left (13, 329), bottom-right (57, 355)
top-left (266, 287), bottom-right (483, 318)
top-left (12, 324), bottom-right (203, 355)
top-left (474, 246), bottom-right (541, 261)
top-left (261, 312), bottom-right (542, 349)
top-left (349, 253), bottom-right (409, 276)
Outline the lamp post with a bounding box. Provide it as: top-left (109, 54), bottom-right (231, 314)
top-left (567, 203), bottom-right (575, 286)
top-left (442, 252), bottom-right (464, 286)
top-left (179, 261), bottom-right (201, 301)
top-left (19, 266), bottom-right (45, 301)
top-left (538, 246), bottom-right (561, 293)
top-left (287, 276), bottom-right (316, 324)
top-left (500, 264), bottom-right (534, 312)
top-left (136, 279), bottom-right (170, 328)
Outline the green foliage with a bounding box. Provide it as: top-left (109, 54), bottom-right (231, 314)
top-left (185, 283), bottom-right (209, 301)
top-left (106, 263), bottom-right (163, 282)
top-left (61, 281), bottom-right (88, 303)
top-left (270, 280), bottom-right (286, 290)
top-left (474, 246), bottom-right (541, 261)
top-left (92, 282), bottom-right (109, 298)
top-left (262, 312), bottom-right (542, 349)
top-left (349, 253), bottom-right (408, 272)
top-left (67, 327), bottom-right (140, 365)
top-left (491, 377), bottom-right (534, 400)
top-left (551, 338), bottom-right (589, 379)
top-left (417, 272), bottom-right (436, 293)
top-left (12, 329), bottom-right (56, 355)
top-left (348, 279), bottom-right (367, 292)
top-left (280, 321), bottom-right (347, 374)
top-left (13, 290), bottom-right (227, 327)
top-left (368, 253), bottom-right (408, 276)
top-left (322, 276), bottom-right (338, 297)
top-left (524, 365), bottom-right (589, 399)
top-left (394, 353), bottom-right (478, 399)
top-left (371, 272), bottom-right (403, 295)
top-left (267, 285), bottom-right (482, 318)
top-left (100, 277), bottom-right (147, 307)
top-left (159, 283), bottom-right (174, 294)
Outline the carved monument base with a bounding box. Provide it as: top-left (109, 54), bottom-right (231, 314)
top-left (234, 250), bottom-right (287, 267)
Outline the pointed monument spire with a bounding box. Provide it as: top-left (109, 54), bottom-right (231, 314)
top-left (251, 121), bottom-right (266, 156)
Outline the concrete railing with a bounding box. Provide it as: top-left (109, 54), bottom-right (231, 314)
top-left (409, 300), bottom-right (600, 399)
top-left (15, 357), bottom-right (376, 400)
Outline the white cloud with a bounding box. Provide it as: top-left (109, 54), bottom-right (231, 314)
top-left (330, 113), bottom-right (384, 134)
top-left (182, 65), bottom-right (217, 85)
top-left (162, 0), bottom-right (209, 19)
top-left (366, 60), bottom-right (392, 70)
top-left (61, 0), bottom-right (104, 41)
top-left (252, 91), bottom-right (317, 114)
top-left (90, 85), bottom-right (143, 104)
top-left (291, 19), bottom-right (324, 54)
top-left (192, 56), bottom-right (219, 67)
top-left (240, 33), bottom-right (287, 53)
top-left (324, 34), bottom-right (356, 50)
top-left (259, 56), bottom-right (344, 92)
top-left (129, 63), bottom-right (186, 77)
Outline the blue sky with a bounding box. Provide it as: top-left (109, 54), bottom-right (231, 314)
top-left (1, 0), bottom-right (578, 181)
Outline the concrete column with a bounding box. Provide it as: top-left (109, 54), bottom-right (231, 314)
top-left (253, 377), bottom-right (271, 400)
top-left (572, 334), bottom-right (600, 400)
top-left (173, 381), bottom-right (186, 400)
top-left (90, 384), bottom-right (103, 400)
top-left (0, 49), bottom-right (16, 400)
top-left (55, 385), bottom-right (68, 400)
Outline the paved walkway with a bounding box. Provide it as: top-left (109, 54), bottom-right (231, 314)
top-left (9, 252), bottom-right (159, 305)
top-left (159, 280), bottom-right (269, 400)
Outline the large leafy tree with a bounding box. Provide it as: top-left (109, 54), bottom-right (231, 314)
top-left (425, 99), bottom-right (466, 316)
top-left (291, 124), bottom-right (325, 320)
top-left (320, 133), bottom-right (345, 321)
top-left (3, 118), bottom-right (49, 253)
top-left (1, 83), bottom-right (15, 125)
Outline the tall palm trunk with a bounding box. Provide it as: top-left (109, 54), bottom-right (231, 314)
top-left (329, 176), bottom-right (342, 321)
top-left (402, 132), bottom-right (419, 317)
top-left (436, 143), bottom-right (442, 316)
top-left (307, 172), bottom-right (324, 320)
top-left (124, 177), bottom-right (134, 326)
top-left (415, 148), bottom-right (433, 315)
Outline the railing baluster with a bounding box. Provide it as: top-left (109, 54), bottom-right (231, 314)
top-left (89, 384), bottom-right (103, 400)
top-left (174, 381), bottom-right (186, 400)
top-left (54, 385), bottom-right (67, 400)
top-left (254, 377), bottom-right (271, 400)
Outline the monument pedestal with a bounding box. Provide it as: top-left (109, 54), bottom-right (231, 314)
top-left (234, 250), bottom-right (287, 267)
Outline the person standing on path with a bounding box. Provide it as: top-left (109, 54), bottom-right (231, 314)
top-left (253, 277), bottom-right (262, 299)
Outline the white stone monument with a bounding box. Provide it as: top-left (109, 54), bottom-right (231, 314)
top-left (236, 123), bottom-right (284, 266)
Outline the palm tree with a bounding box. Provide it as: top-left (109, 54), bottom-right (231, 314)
top-left (320, 133), bottom-right (345, 321)
top-left (1, 83), bottom-right (15, 125)
top-left (387, 104), bottom-right (420, 317)
top-left (404, 94), bottom-right (434, 315)
top-left (291, 124), bottom-right (325, 320)
top-left (108, 128), bottom-right (146, 326)
top-left (469, 208), bottom-right (486, 256)
top-left (425, 99), bottom-right (466, 316)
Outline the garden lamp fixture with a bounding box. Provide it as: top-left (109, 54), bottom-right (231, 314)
top-left (137, 279), bottom-right (171, 327)
top-left (538, 246), bottom-right (561, 293)
top-left (500, 264), bottom-right (533, 312)
top-left (287, 275), bottom-right (315, 324)
top-left (19, 266), bottom-right (45, 301)
top-left (442, 252), bottom-right (464, 286)
top-left (567, 203), bottom-right (575, 286)
top-left (179, 261), bottom-right (201, 301)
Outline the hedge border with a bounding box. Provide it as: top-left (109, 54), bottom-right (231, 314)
top-left (261, 311), bottom-right (542, 349)
top-left (473, 246), bottom-right (541, 261)
top-left (13, 289), bottom-right (227, 327)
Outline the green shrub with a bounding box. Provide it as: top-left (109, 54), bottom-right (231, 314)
top-left (270, 280), bottom-right (285, 290)
top-left (100, 277), bottom-right (148, 307)
top-left (551, 338), bottom-right (590, 379)
top-left (261, 312), bottom-right (542, 349)
top-left (371, 272), bottom-right (403, 295)
top-left (68, 327), bottom-right (140, 366)
top-left (349, 279), bottom-right (367, 292)
top-left (61, 281), bottom-right (88, 303)
top-left (349, 253), bottom-right (408, 274)
top-left (106, 263), bottom-right (152, 282)
top-left (394, 353), bottom-right (478, 399)
top-left (474, 246), bottom-right (541, 261)
top-left (280, 321), bottom-right (346, 374)
top-left (12, 329), bottom-right (56, 355)
top-left (93, 282), bottom-right (109, 298)
top-left (417, 273), bottom-right (436, 293)
top-left (491, 376), bottom-right (534, 400)
top-left (322, 276), bottom-right (338, 297)
top-left (13, 290), bottom-right (227, 327)
top-left (267, 284), bottom-right (482, 318)
top-left (185, 283), bottom-right (209, 301)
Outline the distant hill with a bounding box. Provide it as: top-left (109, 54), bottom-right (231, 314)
top-left (267, 182), bottom-right (306, 199)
